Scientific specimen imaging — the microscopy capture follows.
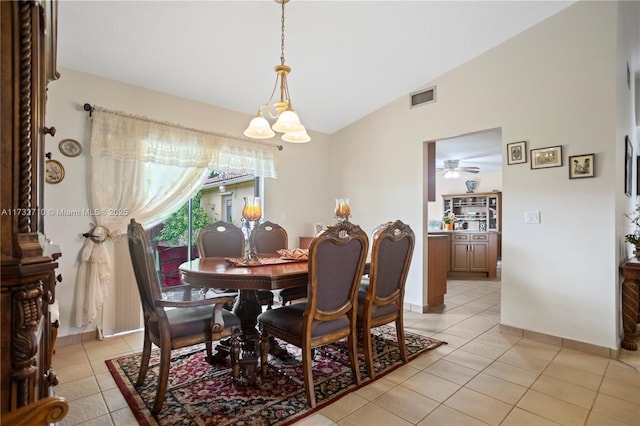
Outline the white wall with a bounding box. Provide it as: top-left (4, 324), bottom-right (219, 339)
top-left (45, 68), bottom-right (333, 338)
top-left (331, 1), bottom-right (639, 349)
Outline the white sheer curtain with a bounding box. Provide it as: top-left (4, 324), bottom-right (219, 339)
top-left (74, 107), bottom-right (278, 327)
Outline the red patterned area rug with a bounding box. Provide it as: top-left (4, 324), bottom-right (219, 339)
top-left (106, 326), bottom-right (445, 425)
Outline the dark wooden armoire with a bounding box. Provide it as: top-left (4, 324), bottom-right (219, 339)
top-left (1, 0), bottom-right (68, 423)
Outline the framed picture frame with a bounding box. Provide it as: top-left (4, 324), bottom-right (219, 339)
top-left (625, 135), bottom-right (632, 197)
top-left (506, 141), bottom-right (527, 165)
top-left (568, 153), bottom-right (595, 179)
top-left (45, 159), bottom-right (65, 184)
top-left (530, 146), bottom-right (562, 169)
top-left (58, 139), bottom-right (82, 157)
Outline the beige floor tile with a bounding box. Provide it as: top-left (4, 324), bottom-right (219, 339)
top-left (497, 349), bottom-right (552, 373)
top-left (95, 371), bottom-right (118, 392)
top-left (598, 377), bottom-right (640, 405)
top-left (59, 393), bottom-right (109, 426)
top-left (319, 392), bottom-right (369, 422)
top-left (605, 361), bottom-right (640, 388)
top-left (424, 359), bottom-right (479, 385)
top-left (542, 361), bottom-right (603, 390)
top-left (465, 372), bottom-right (527, 405)
top-left (417, 405), bottom-right (489, 426)
top-left (292, 413), bottom-right (338, 426)
top-left (102, 386), bottom-right (129, 412)
top-left (591, 392), bottom-right (640, 425)
top-left (509, 338), bottom-right (561, 361)
top-left (56, 376), bottom-right (101, 402)
top-left (552, 348), bottom-right (610, 376)
top-left (459, 340), bottom-right (509, 360)
top-left (83, 337), bottom-right (133, 362)
top-left (109, 406), bottom-right (140, 426)
top-left (382, 363), bottom-right (421, 384)
top-left (427, 332), bottom-right (471, 349)
top-left (473, 328), bottom-right (522, 349)
top-left (531, 374), bottom-right (597, 409)
top-left (407, 350), bottom-right (446, 370)
top-left (516, 389), bottom-right (589, 425)
top-left (442, 324), bottom-right (487, 340)
top-left (354, 377), bottom-right (396, 401)
top-left (585, 410), bottom-right (636, 426)
top-left (76, 413), bottom-right (114, 426)
top-left (372, 385), bottom-right (439, 423)
top-left (402, 371), bottom-right (461, 402)
top-left (337, 402), bottom-right (412, 426)
top-left (500, 407), bottom-right (561, 425)
top-left (54, 343), bottom-right (90, 367)
top-left (443, 348), bottom-right (494, 371)
top-left (482, 361), bottom-right (540, 388)
top-left (55, 361), bottom-right (95, 384)
top-left (444, 387), bottom-right (512, 425)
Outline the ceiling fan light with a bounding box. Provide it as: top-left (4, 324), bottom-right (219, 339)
top-left (272, 110), bottom-right (305, 133)
top-left (244, 116), bottom-right (275, 139)
top-left (443, 170), bottom-right (459, 179)
top-left (281, 129), bottom-right (311, 143)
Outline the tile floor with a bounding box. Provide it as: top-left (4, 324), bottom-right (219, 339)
top-left (54, 278), bottom-right (640, 425)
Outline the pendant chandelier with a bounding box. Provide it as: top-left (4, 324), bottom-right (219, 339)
top-left (243, 0), bottom-right (310, 143)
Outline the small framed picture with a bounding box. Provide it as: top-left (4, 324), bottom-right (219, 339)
top-left (58, 139), bottom-right (82, 157)
top-left (314, 223), bottom-right (325, 234)
top-left (45, 159), bottom-right (65, 184)
top-left (568, 153), bottom-right (595, 179)
top-left (530, 146), bottom-right (563, 169)
top-left (506, 141), bottom-right (527, 165)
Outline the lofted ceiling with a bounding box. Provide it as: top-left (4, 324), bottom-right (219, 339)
top-left (56, 1), bottom-right (575, 168)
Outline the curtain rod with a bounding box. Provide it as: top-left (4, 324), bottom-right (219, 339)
top-left (82, 103), bottom-right (283, 151)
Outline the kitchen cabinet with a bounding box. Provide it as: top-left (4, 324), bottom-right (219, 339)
top-left (427, 235), bottom-right (449, 306)
top-left (443, 192), bottom-right (501, 232)
top-left (448, 233), bottom-right (498, 278)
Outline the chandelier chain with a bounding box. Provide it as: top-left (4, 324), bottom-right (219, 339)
top-left (280, 0), bottom-right (286, 65)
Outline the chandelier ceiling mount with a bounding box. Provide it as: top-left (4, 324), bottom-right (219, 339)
top-left (243, 0), bottom-right (310, 143)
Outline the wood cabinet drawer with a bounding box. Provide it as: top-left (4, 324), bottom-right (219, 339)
top-left (451, 234), bottom-right (469, 241)
top-left (471, 234), bottom-right (488, 241)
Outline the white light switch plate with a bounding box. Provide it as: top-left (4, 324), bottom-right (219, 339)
top-left (524, 211), bottom-right (540, 224)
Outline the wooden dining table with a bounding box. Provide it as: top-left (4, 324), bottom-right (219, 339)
top-left (179, 256), bottom-right (310, 384)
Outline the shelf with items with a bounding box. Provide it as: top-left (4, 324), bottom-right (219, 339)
top-left (442, 192), bottom-right (501, 232)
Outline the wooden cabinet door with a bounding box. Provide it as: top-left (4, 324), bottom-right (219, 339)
top-left (469, 242), bottom-right (488, 271)
top-left (450, 241), bottom-right (470, 271)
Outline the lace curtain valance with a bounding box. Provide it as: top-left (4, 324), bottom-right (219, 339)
top-left (90, 107), bottom-right (278, 177)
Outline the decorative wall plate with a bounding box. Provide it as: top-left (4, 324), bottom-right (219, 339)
top-left (58, 139), bottom-right (82, 157)
top-left (45, 159), bottom-right (65, 184)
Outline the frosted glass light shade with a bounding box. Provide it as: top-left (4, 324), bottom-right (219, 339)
top-left (281, 129), bottom-right (311, 143)
top-left (244, 116), bottom-right (275, 139)
top-left (272, 110), bottom-right (305, 133)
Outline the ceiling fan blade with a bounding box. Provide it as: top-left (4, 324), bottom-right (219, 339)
top-left (458, 167), bottom-right (480, 172)
top-left (460, 169), bottom-right (480, 173)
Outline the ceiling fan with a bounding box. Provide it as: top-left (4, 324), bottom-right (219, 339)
top-left (437, 159), bottom-right (480, 177)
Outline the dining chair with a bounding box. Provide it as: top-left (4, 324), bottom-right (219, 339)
top-left (357, 219), bottom-right (415, 379)
top-left (258, 220), bottom-right (369, 408)
top-left (253, 220), bottom-right (288, 254)
top-left (127, 219), bottom-right (241, 414)
top-left (198, 220), bottom-right (274, 309)
top-left (254, 220), bottom-right (308, 307)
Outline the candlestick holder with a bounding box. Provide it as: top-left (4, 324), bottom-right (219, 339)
top-left (242, 197), bottom-right (262, 265)
top-left (334, 198), bottom-right (351, 222)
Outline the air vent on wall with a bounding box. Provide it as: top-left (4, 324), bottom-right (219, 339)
top-left (410, 86), bottom-right (436, 108)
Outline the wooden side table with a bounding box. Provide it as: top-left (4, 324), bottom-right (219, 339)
top-left (620, 258), bottom-right (640, 350)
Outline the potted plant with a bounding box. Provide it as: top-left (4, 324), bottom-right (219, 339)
top-left (625, 205), bottom-right (640, 257)
top-left (443, 212), bottom-right (457, 230)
